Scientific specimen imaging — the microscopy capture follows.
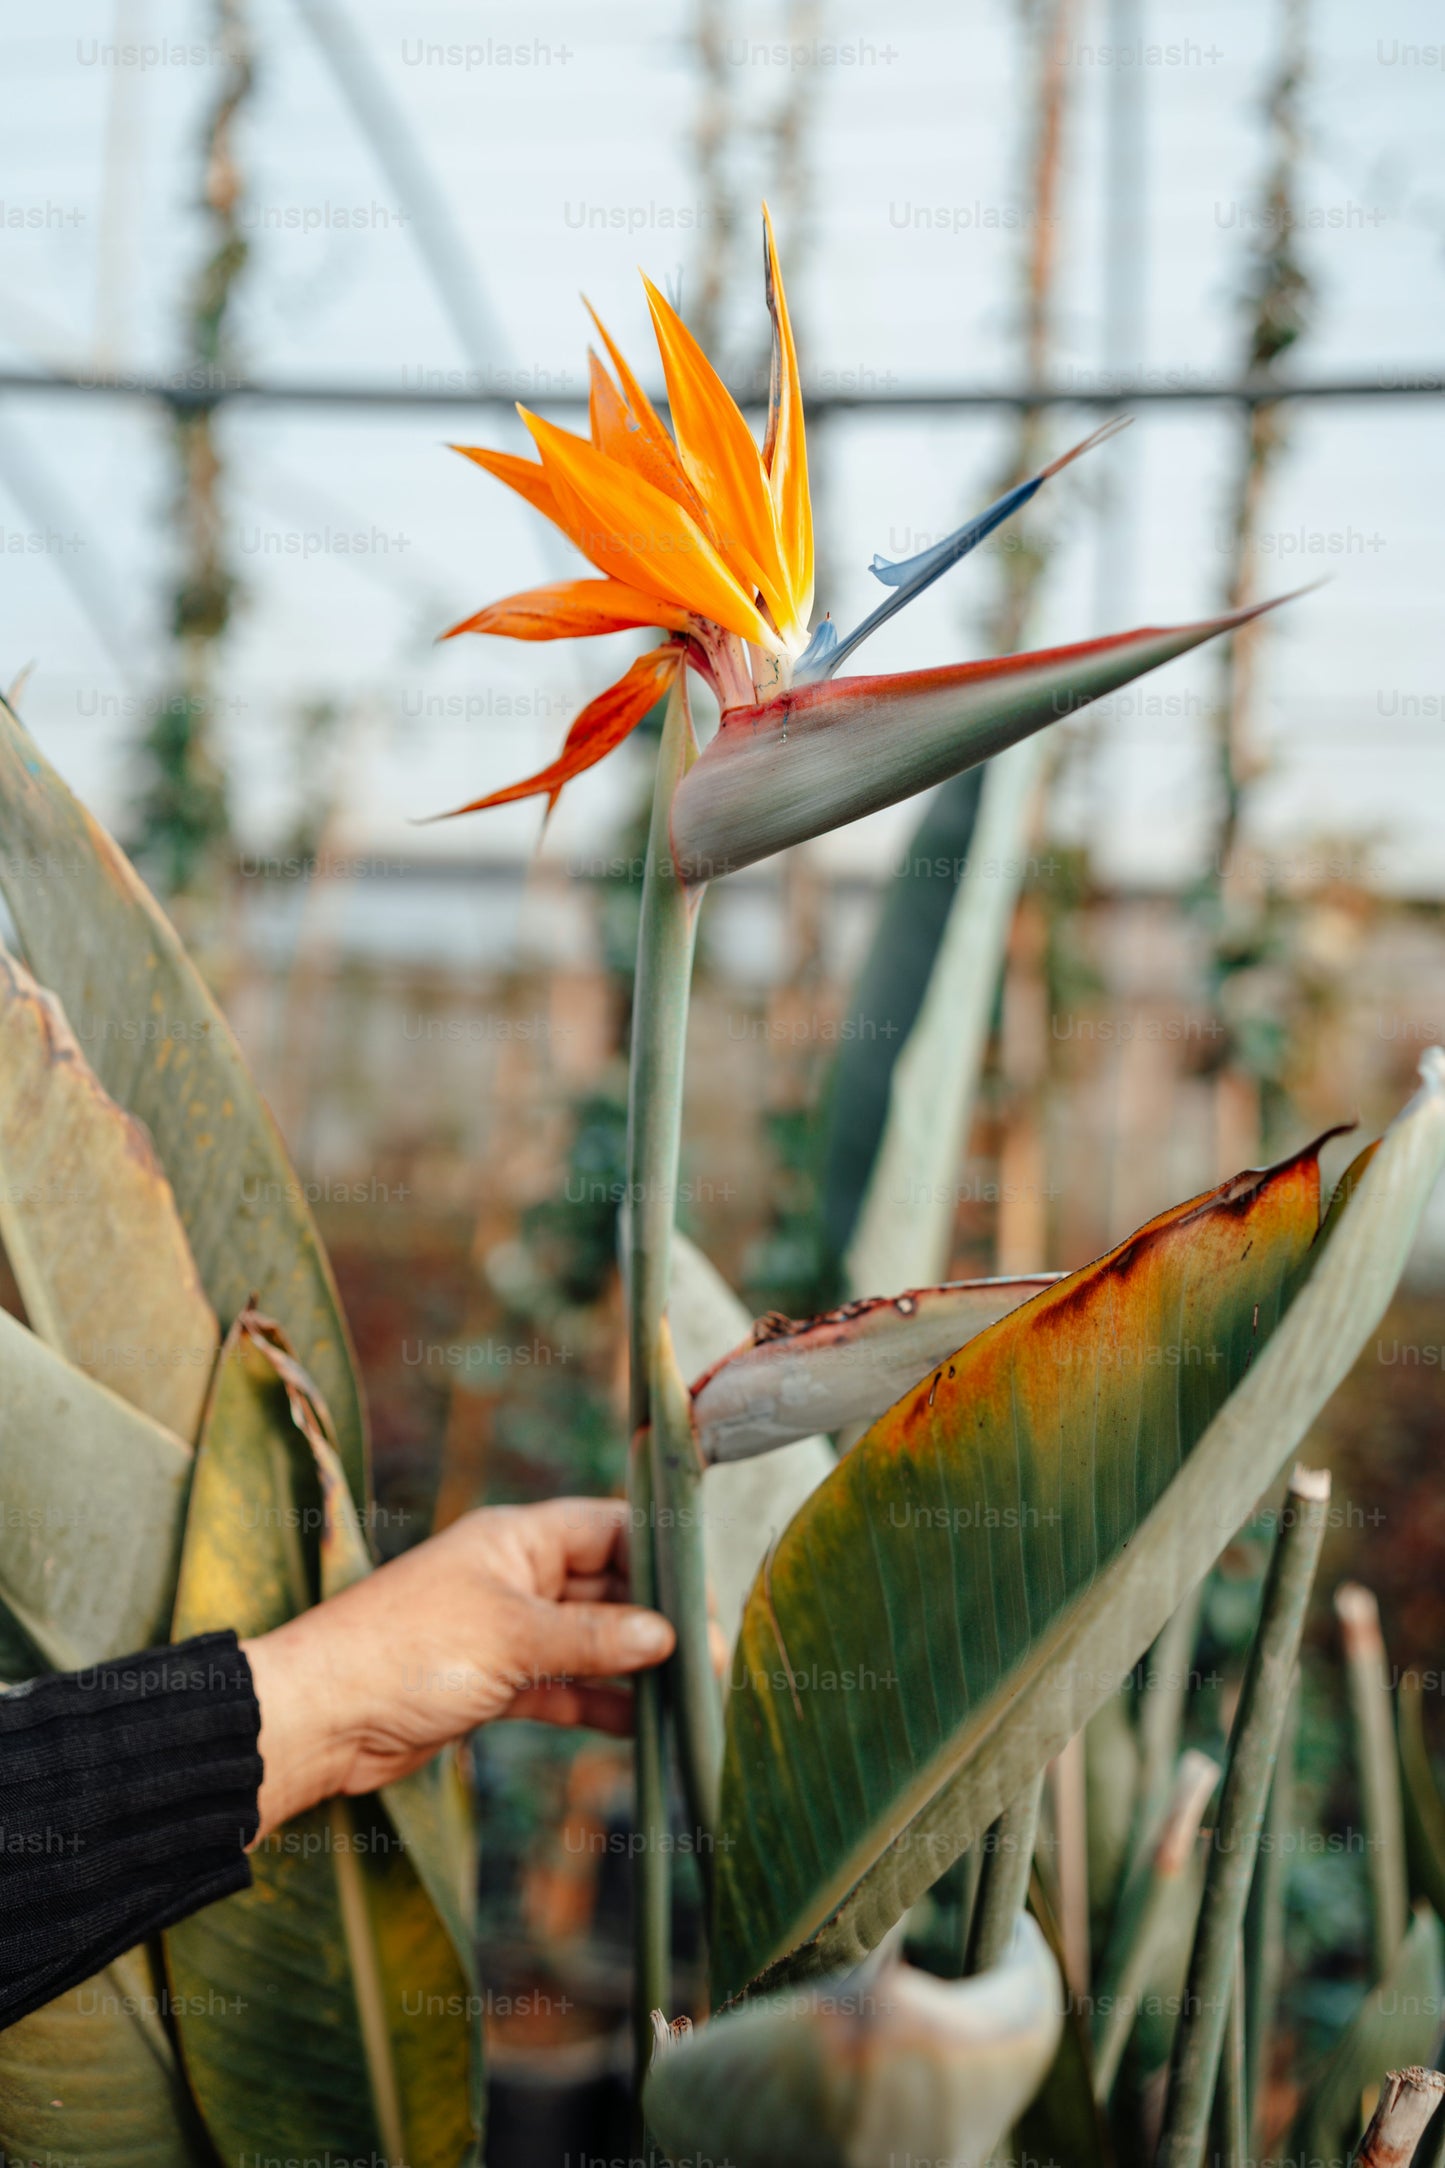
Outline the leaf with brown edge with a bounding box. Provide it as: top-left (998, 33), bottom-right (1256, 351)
top-left (690, 1275), bottom-right (1060, 1464)
top-left (711, 1057), bottom-right (1445, 2004)
top-left (426, 644), bottom-right (685, 820)
top-left (0, 943), bottom-right (218, 1441)
top-left (0, 692), bottom-right (368, 1502)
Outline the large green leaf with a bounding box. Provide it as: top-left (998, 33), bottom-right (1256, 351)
top-left (0, 1305), bottom-right (191, 1670)
top-left (0, 942), bottom-right (218, 1441)
top-left (1286, 1904), bottom-right (1444, 2168)
top-left (0, 1944), bottom-right (212, 2167)
top-left (817, 764), bottom-right (984, 1269)
top-left (711, 1055), bottom-right (1445, 2001)
top-left (0, 692), bottom-right (367, 1497)
top-left (844, 736), bottom-right (1048, 1297)
top-left (645, 1916), bottom-right (1063, 2168)
top-left (163, 1320), bottom-right (479, 2166)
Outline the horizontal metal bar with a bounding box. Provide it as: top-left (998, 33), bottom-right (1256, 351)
top-left (0, 367), bottom-right (1440, 416)
top-left (226, 854), bottom-right (1445, 906)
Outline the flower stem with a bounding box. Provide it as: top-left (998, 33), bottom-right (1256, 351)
top-left (1243, 1679), bottom-right (1297, 2140)
top-left (1207, 1936), bottom-right (1248, 2168)
top-left (1092, 1749), bottom-right (1220, 2102)
top-left (1335, 1581), bottom-right (1409, 1979)
top-left (966, 1772), bottom-right (1045, 1976)
top-left (625, 676), bottom-right (701, 2077)
top-left (1133, 1582), bottom-right (1205, 1853)
top-left (1155, 1466), bottom-right (1330, 2168)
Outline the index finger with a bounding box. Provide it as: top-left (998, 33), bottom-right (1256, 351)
top-left (524, 1495), bottom-right (632, 1586)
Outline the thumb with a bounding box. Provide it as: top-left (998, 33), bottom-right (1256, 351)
top-left (514, 1597), bottom-right (674, 1689)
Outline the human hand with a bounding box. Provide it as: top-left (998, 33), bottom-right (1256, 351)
top-left (241, 1498), bottom-right (673, 1842)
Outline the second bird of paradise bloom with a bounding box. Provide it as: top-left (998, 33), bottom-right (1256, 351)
top-left (435, 205), bottom-right (1294, 864)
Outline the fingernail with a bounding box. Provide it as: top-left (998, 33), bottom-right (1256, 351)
top-left (623, 1612), bottom-right (673, 1659)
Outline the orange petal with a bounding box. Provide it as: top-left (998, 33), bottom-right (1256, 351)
top-left (442, 577), bottom-right (691, 642)
top-left (428, 646), bottom-right (686, 819)
top-left (520, 407), bottom-right (780, 652)
top-left (588, 349), bottom-right (634, 456)
top-left (451, 432), bottom-right (638, 579)
top-left (642, 276), bottom-right (799, 645)
top-left (450, 443), bottom-right (565, 529)
top-left (761, 203), bottom-right (814, 633)
top-left (583, 299), bottom-right (706, 518)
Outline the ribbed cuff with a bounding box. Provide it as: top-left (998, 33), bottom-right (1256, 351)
top-left (0, 1630), bottom-right (263, 2027)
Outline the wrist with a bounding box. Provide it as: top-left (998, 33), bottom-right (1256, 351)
top-left (241, 1616), bottom-right (357, 1844)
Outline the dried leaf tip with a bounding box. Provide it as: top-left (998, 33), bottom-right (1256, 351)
top-left (1287, 1463), bottom-right (1331, 1505)
top-left (1354, 2066), bottom-right (1445, 2168)
top-left (1334, 1578), bottom-right (1384, 1653)
top-left (649, 2009), bottom-right (693, 2062)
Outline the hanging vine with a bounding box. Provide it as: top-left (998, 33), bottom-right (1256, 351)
top-left (134, 0), bottom-right (252, 901)
top-left (1202, 0), bottom-right (1315, 1163)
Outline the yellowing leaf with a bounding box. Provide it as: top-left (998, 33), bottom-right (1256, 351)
top-left (711, 1061), bottom-right (1445, 2001)
top-left (0, 945), bottom-right (218, 1441)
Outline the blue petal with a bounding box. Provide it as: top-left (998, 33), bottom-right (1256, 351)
top-left (813, 415), bottom-right (1131, 682)
top-left (866, 473), bottom-right (1040, 590)
top-left (817, 478), bottom-right (1041, 678)
top-left (792, 617), bottom-right (840, 686)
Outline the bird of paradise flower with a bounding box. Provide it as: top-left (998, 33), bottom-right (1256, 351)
top-left (435, 205), bottom-right (1294, 879)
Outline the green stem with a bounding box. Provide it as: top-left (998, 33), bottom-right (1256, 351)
top-left (1092, 1749), bottom-right (1220, 2102)
top-left (1243, 1679), bottom-right (1297, 2140)
top-left (1051, 1727), bottom-right (1091, 1996)
top-left (629, 1432), bottom-right (671, 2075)
top-left (652, 1317), bottom-right (723, 1855)
top-left (1155, 1466), bottom-right (1330, 2168)
top-left (1208, 1935), bottom-right (1248, 2168)
top-left (1335, 1581), bottom-right (1409, 1979)
top-left (1134, 1582), bottom-right (1205, 1857)
top-left (943, 1840), bottom-right (983, 1978)
top-left (625, 678), bottom-right (701, 2074)
top-left (966, 1773), bottom-right (1045, 1976)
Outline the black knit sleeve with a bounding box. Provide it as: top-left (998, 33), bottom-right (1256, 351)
top-left (0, 1631), bottom-right (263, 2027)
